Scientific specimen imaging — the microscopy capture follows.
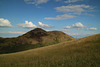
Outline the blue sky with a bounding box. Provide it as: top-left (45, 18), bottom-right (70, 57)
top-left (0, 0), bottom-right (100, 38)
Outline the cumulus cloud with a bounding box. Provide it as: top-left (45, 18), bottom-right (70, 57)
top-left (87, 27), bottom-right (97, 31)
top-left (0, 18), bottom-right (12, 27)
top-left (24, 0), bottom-right (49, 6)
top-left (55, 4), bottom-right (93, 15)
top-left (44, 14), bottom-right (75, 20)
top-left (18, 21), bottom-right (37, 28)
top-left (72, 22), bottom-right (85, 28)
top-left (64, 0), bottom-right (83, 3)
top-left (64, 22), bottom-right (85, 29)
top-left (38, 22), bottom-right (52, 28)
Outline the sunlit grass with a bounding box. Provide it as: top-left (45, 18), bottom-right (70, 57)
top-left (0, 34), bottom-right (100, 67)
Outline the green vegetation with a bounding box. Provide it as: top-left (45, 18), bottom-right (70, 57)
top-left (0, 33), bottom-right (100, 67)
top-left (0, 43), bottom-right (42, 54)
top-left (0, 41), bottom-right (60, 54)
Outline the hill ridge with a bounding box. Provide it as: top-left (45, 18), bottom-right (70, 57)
top-left (0, 28), bottom-right (74, 54)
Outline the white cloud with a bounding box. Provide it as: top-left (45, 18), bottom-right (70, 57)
top-left (0, 31), bottom-right (25, 34)
top-left (72, 22), bottom-right (85, 28)
top-left (64, 23), bottom-right (97, 31)
top-left (66, 32), bottom-right (98, 36)
top-left (24, 0), bottom-right (49, 6)
top-left (66, 33), bottom-right (81, 36)
top-left (18, 21), bottom-right (37, 28)
top-left (45, 30), bottom-right (50, 31)
top-left (62, 28), bottom-right (68, 31)
top-left (44, 14), bottom-right (75, 20)
top-left (38, 22), bottom-right (52, 28)
top-left (64, 22), bottom-right (85, 29)
top-left (0, 18), bottom-right (12, 27)
top-left (64, 26), bottom-right (71, 29)
top-left (87, 27), bottom-right (97, 31)
top-left (55, 4), bottom-right (93, 15)
top-left (64, 0), bottom-right (83, 3)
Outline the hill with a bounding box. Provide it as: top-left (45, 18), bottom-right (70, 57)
top-left (0, 33), bottom-right (100, 67)
top-left (0, 28), bottom-right (74, 54)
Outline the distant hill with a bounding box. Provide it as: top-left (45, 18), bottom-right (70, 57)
top-left (0, 33), bottom-right (100, 67)
top-left (0, 28), bottom-right (74, 54)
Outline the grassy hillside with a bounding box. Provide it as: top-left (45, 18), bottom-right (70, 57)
top-left (0, 28), bottom-right (74, 54)
top-left (0, 33), bottom-right (100, 67)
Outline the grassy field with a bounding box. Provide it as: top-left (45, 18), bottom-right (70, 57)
top-left (0, 34), bottom-right (100, 67)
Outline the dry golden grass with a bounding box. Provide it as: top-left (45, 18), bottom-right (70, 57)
top-left (0, 33), bottom-right (100, 67)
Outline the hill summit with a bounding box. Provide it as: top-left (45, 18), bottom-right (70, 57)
top-left (17, 28), bottom-right (74, 44)
top-left (22, 28), bottom-right (48, 38)
top-left (0, 28), bottom-right (74, 54)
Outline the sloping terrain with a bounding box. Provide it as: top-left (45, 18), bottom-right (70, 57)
top-left (0, 28), bottom-right (74, 54)
top-left (0, 33), bottom-right (100, 67)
